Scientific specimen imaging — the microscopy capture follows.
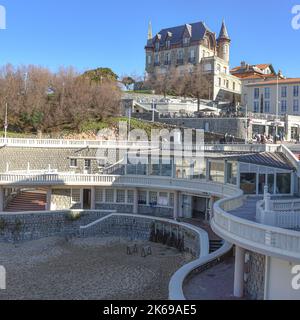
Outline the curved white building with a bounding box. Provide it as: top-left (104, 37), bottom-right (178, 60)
top-left (0, 138), bottom-right (299, 300)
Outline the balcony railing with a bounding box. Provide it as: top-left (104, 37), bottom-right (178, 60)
top-left (0, 138), bottom-right (153, 149)
top-left (256, 196), bottom-right (300, 230)
top-left (212, 192), bottom-right (300, 261)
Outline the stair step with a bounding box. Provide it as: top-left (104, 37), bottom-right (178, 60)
top-left (5, 192), bottom-right (47, 213)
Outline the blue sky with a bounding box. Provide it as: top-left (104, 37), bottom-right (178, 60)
top-left (0, 0), bottom-right (300, 77)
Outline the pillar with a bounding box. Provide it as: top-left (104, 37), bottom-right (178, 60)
top-left (224, 160), bottom-right (228, 184)
top-left (234, 246), bottom-right (245, 298)
top-left (237, 163), bottom-right (241, 189)
top-left (0, 187), bottom-right (4, 212)
top-left (46, 187), bottom-right (52, 211)
top-left (173, 191), bottom-right (179, 220)
top-left (178, 192), bottom-right (183, 218)
top-left (133, 188), bottom-right (138, 214)
top-left (91, 187), bottom-right (96, 210)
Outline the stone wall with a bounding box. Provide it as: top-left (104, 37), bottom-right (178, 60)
top-left (158, 117), bottom-right (249, 140)
top-left (80, 215), bottom-right (200, 258)
top-left (0, 211), bottom-right (110, 242)
top-left (0, 147), bottom-right (120, 174)
top-left (244, 251), bottom-right (265, 300)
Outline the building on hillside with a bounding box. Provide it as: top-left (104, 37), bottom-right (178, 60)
top-left (244, 78), bottom-right (300, 140)
top-left (145, 20), bottom-right (241, 101)
top-left (230, 61), bottom-right (285, 106)
top-left (231, 62), bottom-right (277, 80)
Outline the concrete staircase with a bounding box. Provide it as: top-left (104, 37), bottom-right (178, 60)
top-left (5, 191), bottom-right (46, 212)
top-left (209, 239), bottom-right (224, 253)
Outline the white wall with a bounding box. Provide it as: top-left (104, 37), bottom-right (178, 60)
top-left (265, 256), bottom-right (300, 300)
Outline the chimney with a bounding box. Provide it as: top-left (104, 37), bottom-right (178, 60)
top-left (241, 61), bottom-right (246, 67)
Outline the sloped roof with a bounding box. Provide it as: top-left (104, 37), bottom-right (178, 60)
top-left (218, 21), bottom-right (230, 41)
top-left (246, 78), bottom-right (300, 86)
top-left (238, 152), bottom-right (295, 170)
top-left (147, 21), bottom-right (211, 46)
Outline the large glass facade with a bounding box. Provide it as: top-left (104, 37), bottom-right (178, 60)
top-left (276, 173), bottom-right (291, 194)
top-left (258, 174), bottom-right (266, 194)
top-left (209, 162), bottom-right (225, 183)
top-left (267, 174), bottom-right (275, 194)
top-left (226, 162), bottom-right (237, 185)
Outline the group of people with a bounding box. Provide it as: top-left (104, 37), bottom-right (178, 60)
top-left (219, 133), bottom-right (236, 144)
top-left (253, 132), bottom-right (284, 144)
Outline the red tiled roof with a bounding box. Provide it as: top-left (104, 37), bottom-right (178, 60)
top-left (246, 78), bottom-right (300, 86)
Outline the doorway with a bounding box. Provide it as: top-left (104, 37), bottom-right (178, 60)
top-left (83, 189), bottom-right (91, 209)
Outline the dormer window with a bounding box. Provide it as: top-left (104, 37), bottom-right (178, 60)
top-left (155, 41), bottom-right (160, 51)
top-left (166, 40), bottom-right (171, 49)
top-left (183, 37), bottom-right (190, 46)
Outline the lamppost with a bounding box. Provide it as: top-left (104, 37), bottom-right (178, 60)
top-left (4, 103), bottom-right (8, 140)
top-left (275, 74), bottom-right (280, 137)
top-left (152, 99), bottom-right (156, 122)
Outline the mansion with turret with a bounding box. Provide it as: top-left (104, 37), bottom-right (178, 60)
top-left (145, 20), bottom-right (241, 101)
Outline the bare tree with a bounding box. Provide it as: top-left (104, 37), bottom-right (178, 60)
top-left (0, 64), bottom-right (121, 134)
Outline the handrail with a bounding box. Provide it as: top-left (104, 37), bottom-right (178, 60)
top-left (169, 242), bottom-right (233, 300)
top-left (0, 137), bottom-right (281, 153)
top-left (79, 212), bottom-right (211, 301)
top-left (279, 144), bottom-right (300, 172)
top-left (0, 174), bottom-right (239, 198)
top-left (0, 138), bottom-right (152, 149)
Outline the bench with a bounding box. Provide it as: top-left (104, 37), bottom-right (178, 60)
top-left (127, 244), bottom-right (138, 255)
top-left (141, 245), bottom-right (152, 258)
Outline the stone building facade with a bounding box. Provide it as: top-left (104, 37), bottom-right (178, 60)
top-left (145, 20), bottom-right (241, 101)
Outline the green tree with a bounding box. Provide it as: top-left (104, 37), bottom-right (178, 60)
top-left (121, 76), bottom-right (135, 90)
top-left (82, 67), bottom-right (118, 83)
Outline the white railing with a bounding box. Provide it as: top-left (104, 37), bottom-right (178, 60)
top-left (0, 173), bottom-right (238, 197)
top-left (204, 144), bottom-right (279, 153)
top-left (212, 192), bottom-right (300, 261)
top-left (0, 138), bottom-right (153, 149)
top-left (78, 212), bottom-right (210, 301)
top-left (169, 241), bottom-right (232, 300)
top-left (279, 144), bottom-right (300, 172)
top-left (0, 137), bottom-right (281, 153)
top-left (257, 198), bottom-right (300, 230)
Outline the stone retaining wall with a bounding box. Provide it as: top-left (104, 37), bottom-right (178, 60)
top-left (0, 211), bottom-right (110, 242)
top-left (80, 215), bottom-right (200, 258)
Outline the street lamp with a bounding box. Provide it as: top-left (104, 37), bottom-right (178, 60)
top-left (152, 99), bottom-right (156, 122)
top-left (4, 103), bottom-right (8, 140)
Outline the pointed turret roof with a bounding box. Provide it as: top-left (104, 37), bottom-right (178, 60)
top-left (148, 21), bottom-right (153, 40)
top-left (218, 20), bottom-right (230, 41)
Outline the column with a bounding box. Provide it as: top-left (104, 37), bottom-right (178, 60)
top-left (80, 188), bottom-right (84, 210)
top-left (178, 192), bottom-right (183, 218)
top-left (237, 163), bottom-right (241, 189)
top-left (46, 187), bottom-right (52, 211)
top-left (173, 191), bottom-right (179, 220)
top-left (133, 188), bottom-right (138, 214)
top-left (206, 159), bottom-right (210, 181)
top-left (91, 187), bottom-right (96, 210)
top-left (234, 246), bottom-right (245, 298)
top-left (224, 160), bottom-right (228, 184)
top-left (209, 196), bottom-right (214, 221)
top-left (0, 187), bottom-right (4, 212)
